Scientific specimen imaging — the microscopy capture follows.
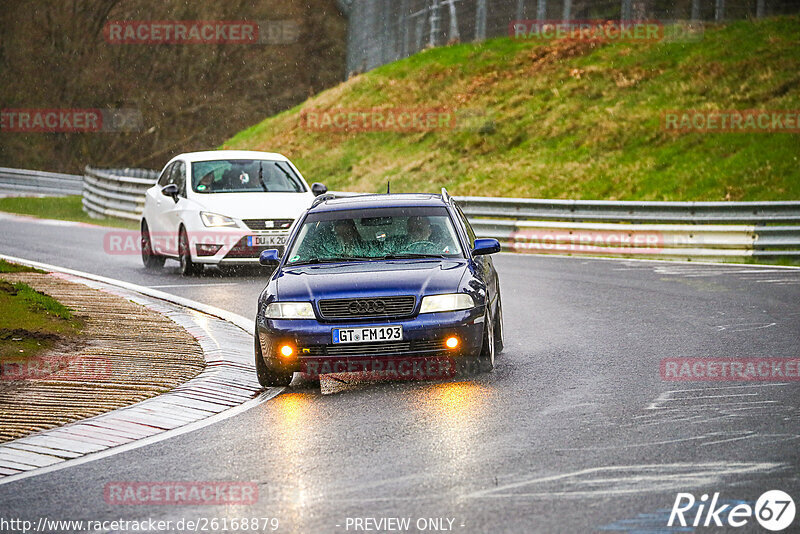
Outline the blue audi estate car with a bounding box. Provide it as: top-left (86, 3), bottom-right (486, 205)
top-left (254, 190), bottom-right (503, 387)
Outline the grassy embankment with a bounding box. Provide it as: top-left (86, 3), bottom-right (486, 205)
top-left (0, 260), bottom-right (82, 364)
top-left (224, 17), bottom-right (800, 201)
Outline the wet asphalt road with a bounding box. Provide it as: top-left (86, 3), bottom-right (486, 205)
top-left (1, 214), bottom-right (799, 533)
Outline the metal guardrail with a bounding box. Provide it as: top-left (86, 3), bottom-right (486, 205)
top-left (82, 166), bottom-right (158, 221)
top-left (0, 167), bottom-right (83, 196)
top-left (5, 166), bottom-right (795, 262)
top-left (457, 198), bottom-right (800, 260)
top-left (456, 197), bottom-right (800, 225)
top-left (336, 191), bottom-right (800, 261)
top-left (468, 219), bottom-right (800, 260)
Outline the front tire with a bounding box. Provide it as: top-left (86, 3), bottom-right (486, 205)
top-left (179, 227), bottom-right (203, 276)
top-left (255, 334), bottom-right (293, 388)
top-left (494, 295), bottom-right (504, 354)
top-left (141, 221), bottom-right (165, 270)
top-left (478, 309), bottom-right (495, 373)
top-left (458, 309), bottom-right (495, 376)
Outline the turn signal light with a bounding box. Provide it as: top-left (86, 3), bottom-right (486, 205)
top-left (445, 336), bottom-right (459, 349)
top-left (279, 344), bottom-right (295, 358)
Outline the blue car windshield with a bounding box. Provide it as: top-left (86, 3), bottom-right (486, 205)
top-left (285, 207), bottom-right (464, 264)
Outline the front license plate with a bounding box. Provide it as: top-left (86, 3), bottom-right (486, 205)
top-left (247, 235), bottom-right (286, 247)
top-left (332, 325), bottom-right (402, 344)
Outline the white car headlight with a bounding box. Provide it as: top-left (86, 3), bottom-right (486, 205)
top-left (419, 293), bottom-right (475, 313)
top-left (264, 302), bottom-right (315, 319)
top-left (200, 212), bottom-right (238, 227)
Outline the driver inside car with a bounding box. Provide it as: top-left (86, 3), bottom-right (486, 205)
top-left (406, 215), bottom-right (445, 249)
top-left (407, 215), bottom-right (432, 242)
top-left (197, 171), bottom-right (215, 192)
top-left (332, 219), bottom-right (364, 256)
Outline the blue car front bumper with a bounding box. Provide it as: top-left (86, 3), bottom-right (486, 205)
top-left (256, 306), bottom-right (486, 377)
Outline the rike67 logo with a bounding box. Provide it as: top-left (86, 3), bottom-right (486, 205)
top-left (669, 490), bottom-right (796, 531)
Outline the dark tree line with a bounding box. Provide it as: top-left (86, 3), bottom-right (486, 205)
top-left (0, 0), bottom-right (346, 172)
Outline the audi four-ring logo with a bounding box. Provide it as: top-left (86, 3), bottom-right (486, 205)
top-left (348, 300), bottom-right (386, 314)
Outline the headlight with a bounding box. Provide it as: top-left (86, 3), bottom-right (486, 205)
top-left (264, 302), bottom-right (315, 319)
top-left (419, 293), bottom-right (475, 313)
top-left (200, 212), bottom-right (238, 227)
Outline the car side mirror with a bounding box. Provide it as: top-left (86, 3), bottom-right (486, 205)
top-left (311, 182), bottom-right (328, 196)
top-left (472, 238), bottom-right (501, 256)
top-left (259, 249), bottom-right (281, 266)
top-left (161, 184), bottom-right (179, 202)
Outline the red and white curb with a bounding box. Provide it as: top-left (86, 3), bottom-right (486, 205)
top-left (0, 255), bottom-right (280, 485)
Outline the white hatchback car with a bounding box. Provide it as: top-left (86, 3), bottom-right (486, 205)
top-left (141, 150), bottom-right (326, 275)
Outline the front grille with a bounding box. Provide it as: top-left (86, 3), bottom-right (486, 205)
top-left (319, 296), bottom-right (416, 320)
top-left (242, 218), bottom-right (293, 231)
top-left (328, 341), bottom-right (411, 356)
top-left (303, 339), bottom-right (447, 357)
top-left (224, 238), bottom-right (284, 259)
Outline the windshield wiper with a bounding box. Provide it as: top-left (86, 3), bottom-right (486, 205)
top-left (380, 253), bottom-right (449, 259)
top-left (275, 162), bottom-right (303, 192)
top-left (257, 162), bottom-right (269, 192)
top-left (289, 256), bottom-right (373, 266)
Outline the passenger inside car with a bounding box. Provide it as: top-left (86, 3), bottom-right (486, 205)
top-left (221, 167), bottom-right (252, 190)
top-left (333, 219), bottom-right (364, 255)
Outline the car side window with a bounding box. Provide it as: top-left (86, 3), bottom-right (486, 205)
top-left (455, 204), bottom-right (476, 248)
top-left (157, 163), bottom-right (174, 187)
top-left (172, 161), bottom-right (187, 197)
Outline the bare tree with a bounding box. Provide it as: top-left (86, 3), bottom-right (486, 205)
top-left (475, 0), bottom-right (487, 41)
top-left (0, 0), bottom-right (346, 172)
top-left (447, 0), bottom-right (460, 42)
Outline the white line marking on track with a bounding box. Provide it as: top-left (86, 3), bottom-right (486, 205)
top-left (701, 433), bottom-right (758, 447)
top-left (714, 322), bottom-right (776, 331)
top-left (464, 462), bottom-right (783, 499)
top-left (149, 283), bottom-right (241, 288)
top-left (664, 393), bottom-right (760, 400)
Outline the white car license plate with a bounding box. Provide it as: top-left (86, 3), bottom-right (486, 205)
top-left (333, 325), bottom-right (402, 344)
top-left (247, 235), bottom-right (286, 247)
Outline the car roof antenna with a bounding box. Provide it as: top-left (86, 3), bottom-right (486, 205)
top-left (386, 180), bottom-right (390, 194)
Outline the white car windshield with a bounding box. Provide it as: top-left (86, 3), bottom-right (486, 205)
top-left (285, 207), bottom-right (464, 265)
top-left (191, 159), bottom-right (306, 194)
